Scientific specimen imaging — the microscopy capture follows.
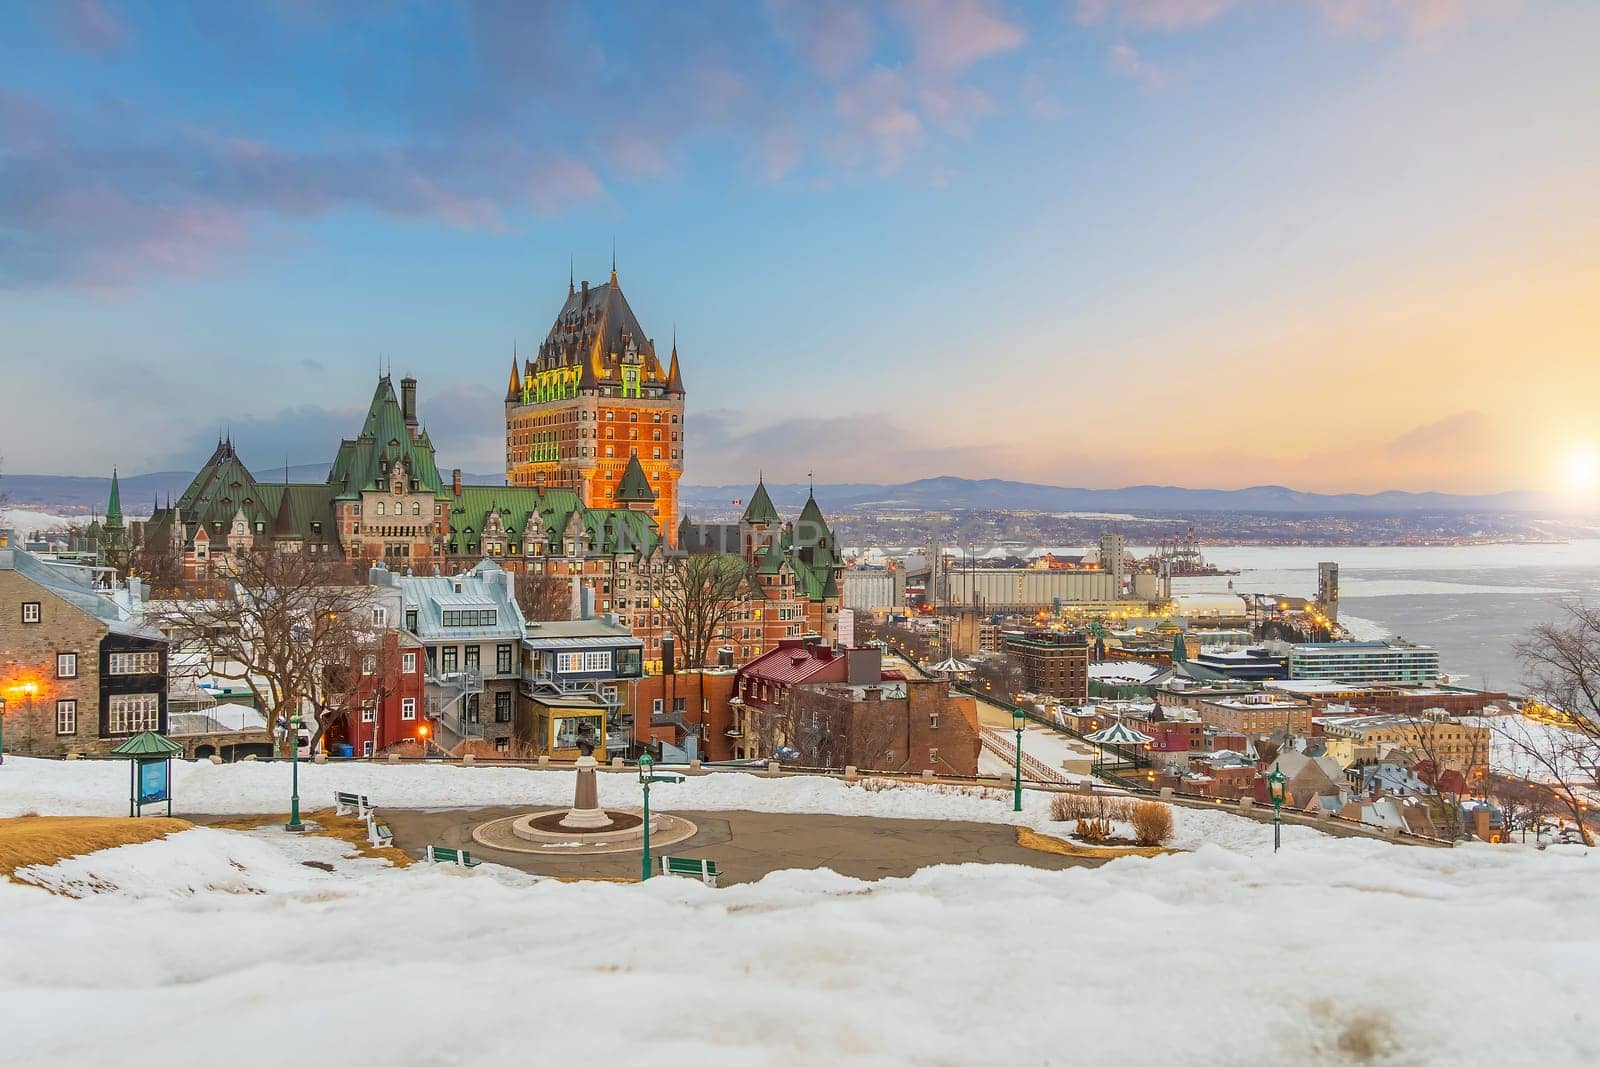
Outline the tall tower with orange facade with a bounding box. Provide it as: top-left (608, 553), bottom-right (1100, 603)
top-left (504, 262), bottom-right (686, 543)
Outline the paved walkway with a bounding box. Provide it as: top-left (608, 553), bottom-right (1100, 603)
top-left (375, 807), bottom-right (1106, 884)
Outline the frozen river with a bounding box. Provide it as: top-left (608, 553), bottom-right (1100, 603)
top-left (1162, 540), bottom-right (1600, 692)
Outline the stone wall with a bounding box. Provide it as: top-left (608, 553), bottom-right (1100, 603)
top-left (0, 572), bottom-right (108, 757)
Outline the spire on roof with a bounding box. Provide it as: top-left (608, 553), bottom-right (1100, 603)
top-left (615, 453), bottom-right (657, 505)
top-left (610, 239), bottom-right (617, 285)
top-left (506, 352), bottom-right (523, 401)
top-left (741, 476), bottom-right (780, 527)
top-left (104, 467), bottom-right (123, 528)
top-left (666, 328), bottom-right (685, 394)
top-left (569, 256), bottom-right (575, 296)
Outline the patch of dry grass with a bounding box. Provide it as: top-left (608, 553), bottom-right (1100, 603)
top-left (310, 811), bottom-right (415, 868)
top-left (1015, 825), bottom-right (1175, 860)
top-left (200, 809), bottom-right (416, 868)
top-left (0, 816), bottom-right (193, 879)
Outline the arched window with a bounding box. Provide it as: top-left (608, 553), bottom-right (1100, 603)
top-left (376, 501), bottom-right (386, 516)
top-left (412, 502), bottom-right (421, 516)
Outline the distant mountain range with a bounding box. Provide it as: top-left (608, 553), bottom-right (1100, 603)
top-left (680, 476), bottom-right (1551, 515)
top-left (2, 468), bottom-right (1549, 517)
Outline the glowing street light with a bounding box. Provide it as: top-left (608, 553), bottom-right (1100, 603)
top-left (1267, 766), bottom-right (1288, 853)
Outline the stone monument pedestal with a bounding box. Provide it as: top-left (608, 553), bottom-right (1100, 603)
top-left (559, 755), bottom-right (613, 830)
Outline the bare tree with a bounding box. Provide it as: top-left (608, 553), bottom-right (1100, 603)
top-left (1508, 605), bottom-right (1600, 844)
top-left (154, 550), bottom-right (375, 756)
top-left (124, 524), bottom-right (187, 596)
top-left (516, 566), bottom-right (570, 623)
top-left (658, 553), bottom-right (750, 669)
top-left (1491, 713), bottom-right (1595, 844)
top-left (748, 686), bottom-right (901, 770)
top-left (1388, 710), bottom-right (1491, 840)
top-left (306, 630), bottom-right (406, 753)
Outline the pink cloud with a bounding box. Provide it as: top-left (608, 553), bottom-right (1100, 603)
top-left (833, 69), bottom-right (925, 172)
top-left (53, 0), bottom-right (130, 55)
top-left (891, 0), bottom-right (1026, 72)
top-left (1108, 41), bottom-right (1166, 90)
top-left (1315, 0), bottom-right (1506, 35)
top-left (766, 0), bottom-right (878, 79)
top-left (1077, 0), bottom-right (1241, 31)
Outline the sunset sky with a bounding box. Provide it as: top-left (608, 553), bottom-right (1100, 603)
top-left (2, 1), bottom-right (1596, 495)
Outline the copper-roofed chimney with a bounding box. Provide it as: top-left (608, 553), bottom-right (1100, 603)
top-left (452, 468), bottom-right (462, 497)
top-left (401, 376), bottom-right (418, 433)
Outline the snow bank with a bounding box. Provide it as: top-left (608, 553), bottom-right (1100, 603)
top-left (0, 756), bottom-right (1318, 857)
top-left (0, 826), bottom-right (1594, 1066)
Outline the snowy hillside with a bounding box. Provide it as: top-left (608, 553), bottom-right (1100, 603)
top-left (2, 758), bottom-right (1597, 1065)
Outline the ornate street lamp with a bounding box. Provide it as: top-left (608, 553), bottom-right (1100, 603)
top-left (1012, 706), bottom-right (1026, 812)
top-left (1266, 766), bottom-right (1287, 853)
top-left (637, 753), bottom-right (685, 880)
top-left (286, 712), bottom-right (306, 833)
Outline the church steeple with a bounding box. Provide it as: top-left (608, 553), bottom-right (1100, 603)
top-left (104, 467), bottom-right (124, 530)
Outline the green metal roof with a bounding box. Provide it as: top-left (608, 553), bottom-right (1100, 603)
top-left (326, 377), bottom-right (447, 499)
top-left (110, 731), bottom-right (184, 757)
top-left (740, 479), bottom-right (780, 526)
top-left (614, 453), bottom-right (656, 503)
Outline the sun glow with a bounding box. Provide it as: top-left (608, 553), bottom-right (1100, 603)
top-left (1560, 445), bottom-right (1600, 496)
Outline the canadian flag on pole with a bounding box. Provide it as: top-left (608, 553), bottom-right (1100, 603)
top-left (731, 498), bottom-right (743, 506)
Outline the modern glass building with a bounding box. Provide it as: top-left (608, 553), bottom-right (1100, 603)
top-left (1288, 641), bottom-right (1440, 685)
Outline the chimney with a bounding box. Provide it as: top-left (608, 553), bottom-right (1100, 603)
top-left (401, 376), bottom-right (418, 433)
top-left (581, 279), bottom-right (589, 305)
top-left (452, 468), bottom-right (462, 497)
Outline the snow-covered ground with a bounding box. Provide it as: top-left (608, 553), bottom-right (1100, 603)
top-left (2, 818), bottom-right (1596, 1065)
top-left (0, 755), bottom-right (1292, 854)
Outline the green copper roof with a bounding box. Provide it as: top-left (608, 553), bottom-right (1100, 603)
top-left (578, 508), bottom-right (661, 556)
top-left (326, 377), bottom-right (447, 499)
top-left (105, 468), bottom-right (124, 527)
top-left (1171, 631), bottom-right (1188, 663)
top-left (615, 453), bottom-right (657, 503)
top-left (741, 479), bottom-right (780, 526)
top-left (110, 731), bottom-right (184, 757)
top-left (448, 485), bottom-right (583, 552)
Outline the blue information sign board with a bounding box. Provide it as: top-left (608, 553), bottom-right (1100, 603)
top-left (138, 759), bottom-right (169, 806)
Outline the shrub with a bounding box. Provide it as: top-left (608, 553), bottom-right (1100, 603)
top-left (1131, 801), bottom-right (1175, 846)
top-left (1051, 793), bottom-right (1136, 824)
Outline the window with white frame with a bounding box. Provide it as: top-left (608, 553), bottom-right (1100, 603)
top-left (362, 702), bottom-right (375, 723)
top-left (371, 606), bottom-right (388, 627)
top-left (401, 697), bottom-right (416, 720)
top-left (363, 740), bottom-right (374, 756)
top-left (556, 651), bottom-right (584, 673)
top-left (57, 652), bottom-right (77, 678)
top-left (21, 602), bottom-right (41, 624)
top-left (402, 652), bottom-right (417, 673)
top-left (652, 698), bottom-right (664, 715)
top-left (108, 651), bottom-right (161, 675)
top-left (108, 693), bottom-right (159, 734)
top-left (56, 699), bottom-right (77, 735)
top-left (361, 654), bottom-right (376, 675)
top-left (583, 650), bottom-right (610, 672)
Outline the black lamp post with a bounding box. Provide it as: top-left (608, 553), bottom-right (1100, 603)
top-left (1012, 707), bottom-right (1026, 812)
top-left (1267, 766), bottom-right (1287, 853)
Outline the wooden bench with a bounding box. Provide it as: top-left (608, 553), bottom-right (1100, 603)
top-left (368, 820), bottom-right (394, 849)
top-left (661, 856), bottom-right (720, 886)
top-left (334, 791), bottom-right (372, 818)
top-left (424, 845), bottom-right (481, 868)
